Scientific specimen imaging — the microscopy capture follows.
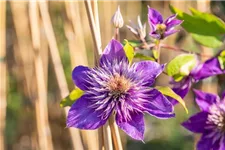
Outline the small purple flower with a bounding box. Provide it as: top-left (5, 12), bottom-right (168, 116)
top-left (148, 6), bottom-right (183, 40)
top-left (67, 39), bottom-right (174, 140)
top-left (182, 89), bottom-right (225, 150)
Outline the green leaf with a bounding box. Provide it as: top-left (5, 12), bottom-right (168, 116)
top-left (152, 50), bottom-right (159, 59)
top-left (170, 5), bottom-right (225, 48)
top-left (134, 53), bottom-right (155, 61)
top-left (166, 54), bottom-right (197, 79)
top-left (60, 88), bottom-right (84, 107)
top-left (170, 5), bottom-right (225, 35)
top-left (156, 86), bottom-right (188, 113)
top-left (123, 40), bottom-right (135, 64)
top-left (173, 74), bottom-right (185, 82)
top-left (218, 50), bottom-right (225, 70)
top-left (191, 33), bottom-right (223, 48)
top-left (122, 40), bottom-right (141, 47)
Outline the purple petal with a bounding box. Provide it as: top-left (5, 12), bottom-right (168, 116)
top-left (164, 29), bottom-right (179, 38)
top-left (182, 111), bottom-right (209, 133)
top-left (133, 61), bottom-right (165, 86)
top-left (149, 32), bottom-right (161, 39)
top-left (222, 91), bottom-right (225, 101)
top-left (100, 39), bottom-right (127, 67)
top-left (218, 137), bottom-right (225, 150)
top-left (72, 66), bottom-right (91, 91)
top-left (193, 89), bottom-right (219, 111)
top-left (67, 96), bottom-right (110, 129)
top-left (164, 14), bottom-right (177, 24)
top-left (197, 133), bottom-right (213, 150)
top-left (116, 111), bottom-right (145, 140)
top-left (165, 19), bottom-right (183, 30)
top-left (148, 7), bottom-right (163, 25)
top-left (193, 57), bottom-right (224, 81)
top-left (168, 77), bottom-right (192, 105)
top-left (140, 89), bottom-right (174, 119)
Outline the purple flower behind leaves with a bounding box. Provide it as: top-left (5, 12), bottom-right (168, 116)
top-left (67, 39), bottom-right (175, 140)
top-left (170, 54), bottom-right (225, 104)
top-left (182, 89), bottom-right (225, 150)
top-left (148, 6), bottom-right (183, 39)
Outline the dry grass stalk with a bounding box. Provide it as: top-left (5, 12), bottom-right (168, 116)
top-left (38, 1), bottom-right (84, 150)
top-left (29, 1), bottom-right (53, 150)
top-left (64, 2), bottom-right (101, 150)
top-left (10, 1), bottom-right (34, 98)
top-left (0, 1), bottom-right (6, 150)
top-left (103, 121), bottom-right (113, 150)
top-left (84, 0), bottom-right (102, 58)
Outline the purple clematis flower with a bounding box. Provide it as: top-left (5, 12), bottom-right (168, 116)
top-left (182, 89), bottom-right (225, 150)
top-left (67, 39), bottom-right (175, 140)
top-left (170, 54), bottom-right (225, 104)
top-left (148, 6), bottom-right (183, 39)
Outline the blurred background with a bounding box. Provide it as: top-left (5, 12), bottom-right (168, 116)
top-left (1, 1), bottom-right (225, 150)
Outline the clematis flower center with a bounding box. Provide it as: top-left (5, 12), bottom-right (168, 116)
top-left (107, 74), bottom-right (131, 98)
top-left (155, 24), bottom-right (167, 34)
top-left (207, 103), bottom-right (225, 132)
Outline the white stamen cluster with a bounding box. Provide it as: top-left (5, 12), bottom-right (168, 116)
top-left (207, 103), bottom-right (225, 132)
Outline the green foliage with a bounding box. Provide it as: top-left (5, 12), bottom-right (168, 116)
top-left (170, 5), bottom-right (225, 48)
top-left (122, 40), bottom-right (141, 47)
top-left (218, 50), bottom-right (225, 70)
top-left (156, 86), bottom-right (188, 113)
top-left (123, 40), bottom-right (135, 64)
top-left (166, 54), bottom-right (197, 81)
top-left (134, 53), bottom-right (155, 61)
top-left (152, 50), bottom-right (159, 59)
top-left (60, 88), bottom-right (84, 107)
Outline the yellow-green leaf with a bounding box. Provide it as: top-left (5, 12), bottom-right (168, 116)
top-left (166, 54), bottom-right (197, 80)
top-left (152, 50), bottom-right (159, 59)
top-left (123, 39), bottom-right (135, 64)
top-left (156, 86), bottom-right (188, 114)
top-left (134, 53), bottom-right (155, 61)
top-left (60, 87), bottom-right (84, 107)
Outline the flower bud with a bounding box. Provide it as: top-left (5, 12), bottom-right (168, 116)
top-left (126, 16), bottom-right (146, 39)
top-left (111, 6), bottom-right (124, 28)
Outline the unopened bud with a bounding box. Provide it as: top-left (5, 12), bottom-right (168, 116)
top-left (111, 6), bottom-right (124, 28)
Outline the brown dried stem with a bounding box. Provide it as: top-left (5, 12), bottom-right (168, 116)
top-left (29, 1), bottom-right (53, 150)
top-left (0, 1), bottom-right (6, 150)
top-left (39, 1), bottom-right (84, 150)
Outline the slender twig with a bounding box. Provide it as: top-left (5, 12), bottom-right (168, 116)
top-left (0, 1), bottom-right (6, 150)
top-left (114, 28), bottom-right (120, 41)
top-left (103, 121), bottom-right (113, 150)
top-left (84, 0), bottom-right (102, 59)
top-left (134, 42), bottom-right (213, 58)
top-left (160, 44), bottom-right (213, 58)
top-left (29, 1), bottom-right (54, 150)
top-left (109, 115), bottom-right (123, 150)
top-left (39, 1), bottom-right (84, 150)
top-left (155, 40), bottom-right (161, 64)
top-left (92, 0), bottom-right (102, 50)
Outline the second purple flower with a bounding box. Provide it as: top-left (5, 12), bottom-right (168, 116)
top-left (148, 6), bottom-right (183, 39)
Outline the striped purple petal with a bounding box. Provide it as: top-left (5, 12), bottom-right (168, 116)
top-left (116, 111), bottom-right (145, 140)
top-left (182, 111), bottom-right (208, 133)
top-left (193, 89), bottom-right (219, 111)
top-left (67, 95), bottom-right (110, 129)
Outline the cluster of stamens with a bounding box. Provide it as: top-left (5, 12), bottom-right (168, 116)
top-left (155, 24), bottom-right (167, 35)
top-left (107, 74), bottom-right (131, 99)
top-left (207, 103), bottom-right (225, 132)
